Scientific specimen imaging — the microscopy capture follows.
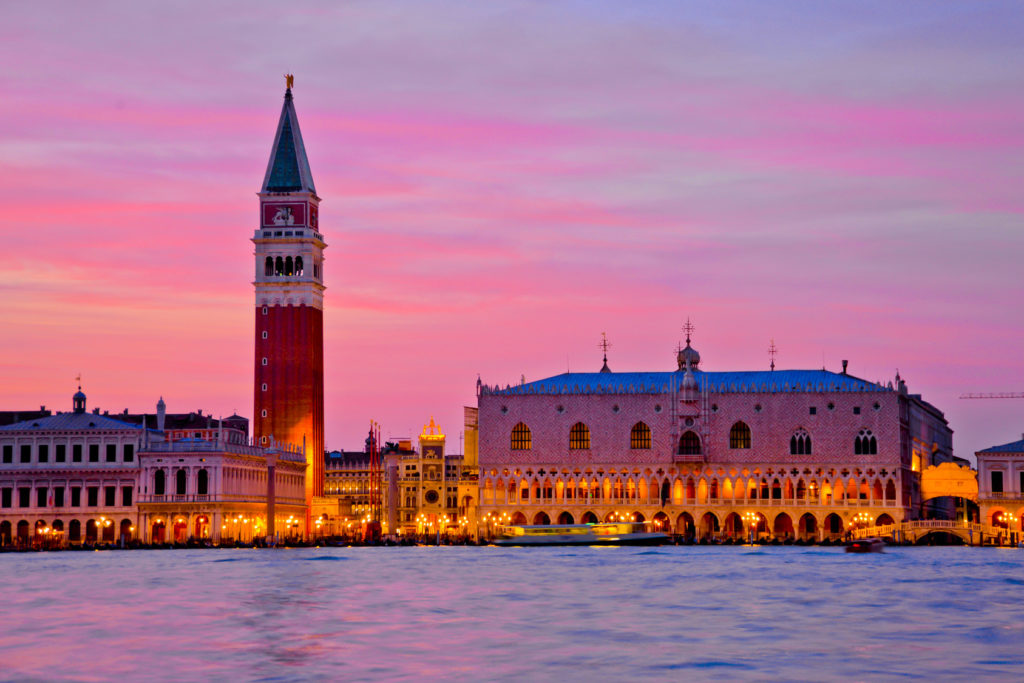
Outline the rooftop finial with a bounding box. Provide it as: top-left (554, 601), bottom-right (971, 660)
top-left (598, 332), bottom-right (612, 372)
top-left (285, 73), bottom-right (294, 90)
top-left (683, 318), bottom-right (695, 344)
top-left (768, 338), bottom-right (777, 372)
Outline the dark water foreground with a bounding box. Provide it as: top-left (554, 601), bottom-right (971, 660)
top-left (1, 546), bottom-right (1022, 681)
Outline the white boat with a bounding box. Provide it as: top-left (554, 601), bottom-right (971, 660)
top-left (491, 522), bottom-right (670, 547)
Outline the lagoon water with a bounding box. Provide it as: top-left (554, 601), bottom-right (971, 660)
top-left (2, 546), bottom-right (1023, 682)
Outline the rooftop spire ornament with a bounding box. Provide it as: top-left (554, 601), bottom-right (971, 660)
top-left (598, 332), bottom-right (612, 373)
top-left (285, 73), bottom-right (294, 89)
top-left (683, 318), bottom-right (695, 344)
top-left (768, 338), bottom-right (777, 372)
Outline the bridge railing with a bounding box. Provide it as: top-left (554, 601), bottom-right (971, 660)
top-left (853, 520), bottom-right (1005, 541)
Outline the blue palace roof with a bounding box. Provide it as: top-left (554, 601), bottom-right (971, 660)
top-left (483, 369), bottom-right (890, 396)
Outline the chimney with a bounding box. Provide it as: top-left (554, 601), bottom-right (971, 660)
top-left (841, 360), bottom-right (848, 375)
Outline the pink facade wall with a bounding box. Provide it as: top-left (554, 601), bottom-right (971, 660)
top-left (479, 388), bottom-right (903, 470)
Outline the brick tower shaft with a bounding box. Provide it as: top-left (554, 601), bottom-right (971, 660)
top-left (252, 82), bottom-right (326, 530)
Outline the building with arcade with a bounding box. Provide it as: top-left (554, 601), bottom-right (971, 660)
top-left (137, 434), bottom-right (307, 544)
top-left (0, 388), bottom-right (146, 547)
top-left (975, 435), bottom-right (1024, 538)
top-left (474, 330), bottom-right (956, 541)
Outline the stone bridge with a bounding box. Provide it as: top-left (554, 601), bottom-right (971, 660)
top-left (853, 519), bottom-right (1010, 545)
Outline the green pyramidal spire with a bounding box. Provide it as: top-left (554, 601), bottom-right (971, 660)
top-left (261, 84), bottom-right (317, 194)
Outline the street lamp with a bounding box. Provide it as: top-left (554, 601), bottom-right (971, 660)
top-left (997, 512), bottom-right (1019, 545)
top-left (848, 512), bottom-right (872, 539)
top-left (742, 511), bottom-right (759, 544)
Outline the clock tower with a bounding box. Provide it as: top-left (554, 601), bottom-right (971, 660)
top-left (253, 79), bottom-right (325, 525)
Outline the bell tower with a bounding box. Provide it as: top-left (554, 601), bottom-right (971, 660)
top-left (253, 77), bottom-right (325, 523)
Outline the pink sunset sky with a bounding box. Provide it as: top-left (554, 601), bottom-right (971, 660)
top-left (1, 2), bottom-right (1022, 458)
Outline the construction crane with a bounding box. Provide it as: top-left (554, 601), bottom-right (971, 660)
top-left (960, 393), bottom-right (1024, 399)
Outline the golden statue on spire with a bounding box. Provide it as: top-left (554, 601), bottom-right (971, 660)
top-left (285, 74), bottom-right (294, 89)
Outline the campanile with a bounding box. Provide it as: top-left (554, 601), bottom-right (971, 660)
top-left (253, 78), bottom-right (325, 518)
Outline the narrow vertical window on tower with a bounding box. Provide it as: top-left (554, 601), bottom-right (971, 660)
top-left (296, 256), bottom-right (303, 276)
top-left (265, 257), bottom-right (273, 276)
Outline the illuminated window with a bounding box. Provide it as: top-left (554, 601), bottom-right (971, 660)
top-left (569, 422), bottom-right (590, 450)
top-left (729, 422), bottom-right (751, 449)
top-left (631, 422), bottom-right (651, 450)
top-left (510, 422), bottom-right (531, 450)
top-left (790, 429), bottom-right (812, 455)
top-left (678, 430), bottom-right (701, 455)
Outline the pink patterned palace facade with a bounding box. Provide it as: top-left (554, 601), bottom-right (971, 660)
top-left (475, 336), bottom-right (954, 540)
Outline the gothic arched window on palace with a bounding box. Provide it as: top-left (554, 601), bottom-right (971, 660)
top-left (569, 422), bottom-right (591, 450)
top-left (265, 256), bottom-right (273, 276)
top-left (855, 429), bottom-right (878, 455)
top-left (679, 430), bottom-right (701, 455)
top-left (790, 429), bottom-right (812, 455)
top-left (154, 470), bottom-right (165, 496)
top-left (197, 469), bottom-right (209, 496)
top-left (511, 422), bottom-right (532, 450)
top-left (729, 421), bottom-right (751, 449)
top-left (631, 422), bottom-right (652, 450)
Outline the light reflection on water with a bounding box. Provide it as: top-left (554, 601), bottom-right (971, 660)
top-left (1, 546), bottom-right (1023, 681)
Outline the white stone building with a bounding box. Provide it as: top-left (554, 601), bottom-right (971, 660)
top-left (976, 435), bottom-right (1024, 537)
top-left (0, 389), bottom-right (144, 547)
top-left (138, 435), bottom-right (307, 544)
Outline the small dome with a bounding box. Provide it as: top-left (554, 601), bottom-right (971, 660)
top-left (72, 387), bottom-right (87, 414)
top-left (677, 341), bottom-right (700, 371)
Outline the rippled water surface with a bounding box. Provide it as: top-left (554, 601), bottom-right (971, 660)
top-left (2, 546), bottom-right (1023, 681)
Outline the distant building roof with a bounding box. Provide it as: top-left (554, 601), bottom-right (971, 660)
top-left (325, 450), bottom-right (371, 467)
top-left (978, 439), bottom-right (1024, 454)
top-left (484, 369), bottom-right (889, 396)
top-left (0, 411), bottom-right (142, 432)
top-left (115, 411), bottom-right (248, 437)
top-left (0, 409), bottom-right (51, 427)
